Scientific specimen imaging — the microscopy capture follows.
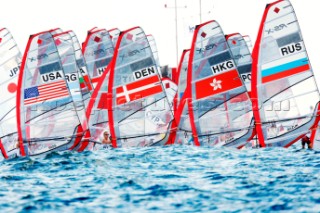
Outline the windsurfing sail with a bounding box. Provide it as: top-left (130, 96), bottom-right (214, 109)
top-left (252, 0), bottom-right (320, 147)
top-left (226, 33), bottom-right (253, 96)
top-left (170, 49), bottom-right (192, 145)
top-left (53, 31), bottom-right (89, 147)
top-left (182, 20), bottom-right (255, 148)
top-left (243, 35), bottom-right (253, 52)
top-left (0, 28), bottom-right (22, 159)
top-left (108, 28), bottom-right (121, 47)
top-left (107, 27), bottom-right (175, 147)
top-left (68, 31), bottom-right (93, 107)
top-left (147, 34), bottom-right (160, 67)
top-left (146, 34), bottom-right (177, 110)
top-left (16, 31), bottom-right (84, 156)
top-left (176, 49), bottom-right (190, 108)
top-left (82, 28), bottom-right (114, 88)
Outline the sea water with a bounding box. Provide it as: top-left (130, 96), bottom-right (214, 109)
top-left (0, 146), bottom-right (319, 212)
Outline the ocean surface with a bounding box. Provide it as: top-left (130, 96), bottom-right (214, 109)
top-left (0, 146), bottom-right (320, 212)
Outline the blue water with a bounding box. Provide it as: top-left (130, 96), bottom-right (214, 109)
top-left (1, 146), bottom-right (320, 212)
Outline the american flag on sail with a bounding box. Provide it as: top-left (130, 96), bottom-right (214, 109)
top-left (116, 75), bottom-right (163, 105)
top-left (24, 80), bottom-right (69, 105)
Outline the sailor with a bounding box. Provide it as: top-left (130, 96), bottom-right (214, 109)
top-left (301, 132), bottom-right (312, 149)
top-left (102, 131), bottom-right (112, 145)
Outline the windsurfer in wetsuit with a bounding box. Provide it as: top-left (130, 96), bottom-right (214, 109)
top-left (301, 133), bottom-right (312, 149)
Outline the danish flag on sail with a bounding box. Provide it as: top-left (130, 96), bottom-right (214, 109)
top-left (116, 75), bottom-right (163, 105)
top-left (195, 70), bottom-right (242, 100)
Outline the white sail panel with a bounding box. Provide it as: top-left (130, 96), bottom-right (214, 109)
top-left (0, 28), bottom-right (22, 159)
top-left (17, 32), bottom-right (84, 156)
top-left (109, 27), bottom-right (175, 147)
top-left (252, 0), bottom-right (320, 147)
top-left (83, 28), bottom-right (114, 88)
top-left (188, 20), bottom-right (254, 148)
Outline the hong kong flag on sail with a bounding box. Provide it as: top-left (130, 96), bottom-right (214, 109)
top-left (195, 70), bottom-right (243, 100)
top-left (116, 75), bottom-right (163, 105)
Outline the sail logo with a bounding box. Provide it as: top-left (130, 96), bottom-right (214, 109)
top-left (41, 70), bottom-right (64, 83)
top-left (210, 78), bottom-right (222, 91)
top-left (94, 48), bottom-right (106, 56)
top-left (266, 24), bottom-right (287, 34)
top-left (9, 66), bottom-right (20, 77)
top-left (196, 43), bottom-right (217, 54)
top-left (280, 42), bottom-right (303, 56)
top-left (65, 73), bottom-right (78, 82)
top-left (211, 60), bottom-right (235, 74)
top-left (85, 48), bottom-right (110, 57)
top-left (233, 54), bottom-right (244, 60)
top-left (133, 66), bottom-right (157, 80)
top-left (29, 53), bottom-right (48, 62)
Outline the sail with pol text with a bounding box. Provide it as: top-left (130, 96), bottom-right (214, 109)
top-left (0, 28), bottom-right (22, 159)
top-left (82, 28), bottom-right (114, 88)
top-left (16, 31), bottom-right (85, 156)
top-left (251, 0), bottom-right (320, 148)
top-left (107, 27), bottom-right (175, 147)
top-left (182, 20), bottom-right (255, 148)
top-left (226, 33), bottom-right (253, 96)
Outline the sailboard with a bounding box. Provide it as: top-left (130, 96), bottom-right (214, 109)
top-left (106, 27), bottom-right (175, 147)
top-left (252, 0), bottom-right (320, 148)
top-left (179, 20), bottom-right (255, 147)
top-left (82, 28), bottom-right (114, 88)
top-left (16, 31), bottom-right (85, 156)
top-left (0, 28), bottom-right (22, 159)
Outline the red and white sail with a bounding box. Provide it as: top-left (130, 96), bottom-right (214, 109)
top-left (107, 27), bottom-right (175, 147)
top-left (16, 31), bottom-right (84, 156)
top-left (178, 20), bottom-right (255, 148)
top-left (0, 28), bottom-right (22, 159)
top-left (252, 0), bottom-right (320, 148)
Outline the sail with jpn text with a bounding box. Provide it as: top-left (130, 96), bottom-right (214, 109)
top-left (0, 28), bottom-right (22, 159)
top-left (251, 0), bottom-right (320, 148)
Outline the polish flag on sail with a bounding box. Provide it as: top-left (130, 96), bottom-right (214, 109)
top-left (195, 70), bottom-right (243, 100)
top-left (116, 75), bottom-right (163, 105)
